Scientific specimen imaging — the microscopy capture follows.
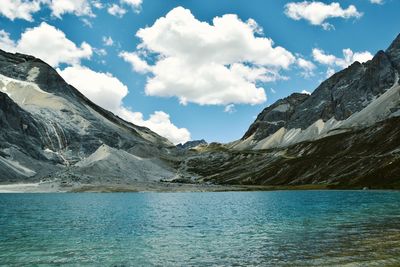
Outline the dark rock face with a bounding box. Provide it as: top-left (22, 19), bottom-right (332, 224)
top-left (242, 93), bottom-right (309, 140)
top-left (177, 139), bottom-right (208, 150)
top-left (386, 34), bottom-right (400, 71)
top-left (244, 35), bottom-right (400, 142)
top-left (0, 92), bottom-right (44, 158)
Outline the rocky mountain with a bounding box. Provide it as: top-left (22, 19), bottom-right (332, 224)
top-left (180, 34), bottom-right (400, 188)
top-left (177, 139), bottom-right (208, 150)
top-left (229, 34), bottom-right (400, 151)
top-left (0, 50), bottom-right (178, 184)
top-left (1, 34), bottom-right (399, 190)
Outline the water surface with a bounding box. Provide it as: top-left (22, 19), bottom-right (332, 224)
top-left (1, 191), bottom-right (400, 266)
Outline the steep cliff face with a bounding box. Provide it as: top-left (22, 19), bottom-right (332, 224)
top-left (242, 93), bottom-right (309, 141)
top-left (0, 49), bottom-right (177, 183)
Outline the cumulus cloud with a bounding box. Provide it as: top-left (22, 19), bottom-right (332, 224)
top-left (107, 4), bottom-right (126, 17)
top-left (312, 48), bottom-right (373, 69)
top-left (119, 51), bottom-right (151, 74)
top-left (120, 7), bottom-right (296, 106)
top-left (107, 0), bottom-right (143, 17)
top-left (58, 65), bottom-right (191, 144)
top-left (284, 1), bottom-right (362, 30)
top-left (131, 111), bottom-right (191, 144)
top-left (0, 23), bottom-right (92, 67)
top-left (121, 0), bottom-right (142, 12)
top-left (370, 0), bottom-right (383, 4)
top-left (48, 0), bottom-right (94, 18)
top-left (0, 30), bottom-right (16, 52)
top-left (0, 0), bottom-right (142, 21)
top-left (297, 57), bottom-right (316, 77)
top-left (0, 0), bottom-right (43, 21)
top-left (301, 89), bottom-right (311, 95)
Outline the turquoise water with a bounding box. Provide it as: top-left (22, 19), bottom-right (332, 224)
top-left (1, 191), bottom-right (400, 266)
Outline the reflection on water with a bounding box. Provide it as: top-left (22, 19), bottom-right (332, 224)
top-left (0, 191), bottom-right (400, 266)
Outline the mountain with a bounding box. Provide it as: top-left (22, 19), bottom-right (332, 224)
top-left (1, 34), bottom-right (400, 190)
top-left (177, 139), bottom-right (208, 150)
top-left (181, 34), bottom-right (400, 188)
top-left (229, 34), bottom-right (400, 150)
top-left (0, 50), bottom-right (178, 184)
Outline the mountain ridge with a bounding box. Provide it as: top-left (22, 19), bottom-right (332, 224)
top-left (231, 34), bottom-right (400, 151)
top-left (1, 34), bottom-right (400, 189)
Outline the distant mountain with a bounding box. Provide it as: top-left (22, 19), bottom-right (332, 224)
top-left (180, 34), bottom-right (400, 188)
top-left (0, 50), bottom-right (177, 184)
top-left (177, 139), bottom-right (208, 150)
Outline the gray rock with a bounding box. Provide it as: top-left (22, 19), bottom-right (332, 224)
top-left (177, 139), bottom-right (208, 150)
top-left (244, 34), bottom-right (399, 143)
top-left (0, 49), bottom-right (178, 183)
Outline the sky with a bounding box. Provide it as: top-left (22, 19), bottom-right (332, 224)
top-left (0, 0), bottom-right (399, 144)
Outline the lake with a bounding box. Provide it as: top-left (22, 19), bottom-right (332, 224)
top-left (1, 191), bottom-right (400, 266)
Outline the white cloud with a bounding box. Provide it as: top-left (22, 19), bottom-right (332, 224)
top-left (270, 88), bottom-right (276, 94)
top-left (0, 23), bottom-right (93, 67)
top-left (297, 57), bottom-right (315, 77)
top-left (92, 0), bottom-right (103, 9)
top-left (224, 104), bottom-right (236, 114)
top-left (312, 48), bottom-right (373, 69)
top-left (370, 0), bottom-right (383, 4)
top-left (312, 48), bottom-right (336, 65)
top-left (284, 1), bottom-right (362, 30)
top-left (59, 65), bottom-right (128, 111)
top-left (121, 0), bottom-right (142, 7)
top-left (131, 111), bottom-right (191, 144)
top-left (58, 65), bottom-right (191, 144)
top-left (119, 51), bottom-right (151, 74)
top-left (0, 30), bottom-right (16, 52)
top-left (0, 0), bottom-right (43, 21)
top-left (326, 67), bottom-right (336, 78)
top-left (48, 0), bottom-right (94, 18)
top-left (103, 36), bottom-right (114, 46)
top-left (121, 7), bottom-right (296, 106)
top-left (107, 4), bottom-right (126, 17)
top-left (0, 0), bottom-right (98, 21)
top-left (121, 0), bottom-right (142, 12)
top-left (301, 90), bottom-right (311, 95)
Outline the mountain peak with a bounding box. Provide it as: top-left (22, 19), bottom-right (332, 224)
top-left (386, 33), bottom-right (400, 71)
top-left (387, 34), bottom-right (400, 52)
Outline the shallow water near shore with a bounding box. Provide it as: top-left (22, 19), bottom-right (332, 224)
top-left (1, 191), bottom-right (400, 266)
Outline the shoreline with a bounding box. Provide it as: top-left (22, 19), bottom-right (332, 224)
top-left (0, 182), bottom-right (398, 193)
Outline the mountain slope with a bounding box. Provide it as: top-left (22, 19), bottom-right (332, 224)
top-left (183, 34), bottom-right (400, 188)
top-left (1, 34), bottom-right (399, 189)
top-left (0, 50), bottom-right (177, 183)
top-left (232, 34), bottom-right (400, 151)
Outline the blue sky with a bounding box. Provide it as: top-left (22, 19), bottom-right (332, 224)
top-left (0, 0), bottom-right (399, 144)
